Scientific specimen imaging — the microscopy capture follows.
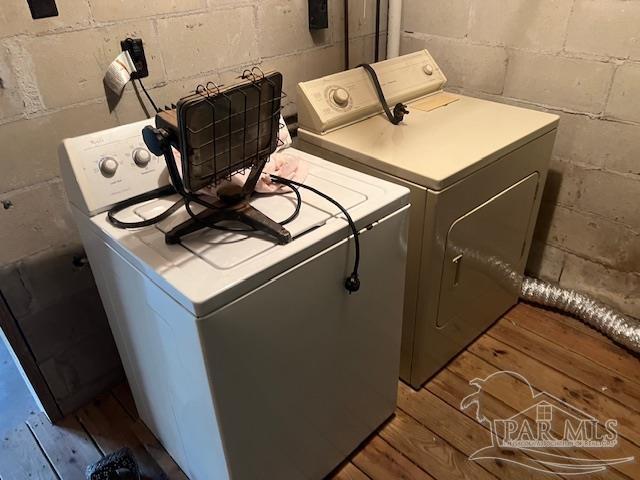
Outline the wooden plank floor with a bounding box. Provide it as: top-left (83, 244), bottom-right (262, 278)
top-left (2, 303), bottom-right (639, 480)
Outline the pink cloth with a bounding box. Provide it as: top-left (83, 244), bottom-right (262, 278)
top-left (171, 117), bottom-right (308, 196)
top-left (226, 150), bottom-right (309, 193)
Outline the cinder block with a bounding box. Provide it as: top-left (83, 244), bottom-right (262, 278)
top-left (401, 34), bottom-right (507, 94)
top-left (526, 241), bottom-right (566, 283)
top-left (158, 9), bottom-right (258, 80)
top-left (576, 169), bottom-right (640, 229)
top-left (0, 265), bottom-right (31, 319)
top-left (542, 205), bottom-right (640, 272)
top-left (261, 51), bottom-right (309, 115)
top-left (552, 113), bottom-right (604, 167)
top-left (90, 0), bottom-right (205, 22)
top-left (469, 0), bottom-right (572, 51)
top-left (541, 159), bottom-right (585, 207)
top-left (16, 243), bottom-right (99, 315)
top-left (332, 0), bottom-right (389, 41)
top-left (2, 37), bottom-right (42, 115)
top-left (26, 21), bottom-right (164, 109)
top-left (566, 0), bottom-right (640, 58)
top-left (111, 73), bottom-right (223, 124)
top-left (605, 63), bottom-right (640, 123)
top-left (302, 44), bottom-right (343, 80)
top-left (554, 113), bottom-right (640, 174)
top-left (0, 243), bottom-right (97, 323)
top-left (504, 51), bottom-right (614, 112)
top-left (0, 181), bottom-right (78, 265)
top-left (264, 44), bottom-right (342, 115)
top-left (402, 0), bottom-right (469, 38)
top-left (0, 43), bottom-right (24, 121)
top-left (108, 84), bottom-right (155, 125)
top-left (25, 30), bottom-right (99, 108)
top-left (38, 328), bottom-right (123, 414)
top-left (348, 34), bottom-right (385, 68)
top-left (560, 254), bottom-right (640, 319)
top-left (19, 288), bottom-right (109, 364)
top-left (0, 102), bottom-right (118, 193)
top-left (0, 0), bottom-right (90, 38)
top-left (259, 0), bottom-right (330, 58)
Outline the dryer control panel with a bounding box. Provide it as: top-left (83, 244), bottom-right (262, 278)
top-left (59, 119), bottom-right (169, 216)
top-left (297, 50), bottom-right (446, 134)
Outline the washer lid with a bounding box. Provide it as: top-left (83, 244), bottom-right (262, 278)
top-left (299, 95), bottom-right (559, 190)
top-left (89, 149), bottom-right (409, 316)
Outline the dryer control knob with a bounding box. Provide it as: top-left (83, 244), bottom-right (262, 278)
top-left (423, 64), bottom-right (434, 76)
top-left (332, 88), bottom-right (350, 107)
top-left (99, 157), bottom-right (118, 177)
top-left (132, 148), bottom-right (151, 167)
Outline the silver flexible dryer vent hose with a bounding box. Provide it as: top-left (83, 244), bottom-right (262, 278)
top-left (521, 276), bottom-right (640, 354)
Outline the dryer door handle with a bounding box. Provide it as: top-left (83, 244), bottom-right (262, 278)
top-left (451, 254), bottom-right (463, 287)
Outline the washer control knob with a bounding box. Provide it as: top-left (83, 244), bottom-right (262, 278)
top-left (332, 88), bottom-right (350, 107)
top-left (133, 148), bottom-right (151, 167)
top-left (423, 64), bottom-right (434, 76)
top-left (99, 157), bottom-right (118, 177)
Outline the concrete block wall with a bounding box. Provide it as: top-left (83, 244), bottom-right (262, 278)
top-left (0, 0), bottom-right (386, 414)
top-left (401, 0), bottom-right (639, 319)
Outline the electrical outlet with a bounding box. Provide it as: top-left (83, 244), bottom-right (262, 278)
top-left (120, 38), bottom-right (149, 79)
top-left (308, 0), bottom-right (328, 30)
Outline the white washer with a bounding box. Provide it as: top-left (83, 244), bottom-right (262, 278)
top-left (59, 119), bottom-right (410, 479)
top-left (296, 50), bottom-right (559, 388)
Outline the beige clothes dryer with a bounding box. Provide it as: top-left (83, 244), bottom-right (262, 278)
top-left (296, 50), bottom-right (559, 388)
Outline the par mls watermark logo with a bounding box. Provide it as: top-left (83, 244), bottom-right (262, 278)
top-left (460, 371), bottom-right (634, 475)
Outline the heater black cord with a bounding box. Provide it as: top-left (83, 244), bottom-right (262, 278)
top-left (107, 183), bottom-right (302, 231)
top-left (358, 63), bottom-right (409, 125)
top-left (137, 78), bottom-right (160, 114)
top-left (182, 184), bottom-right (302, 233)
top-left (107, 185), bottom-right (182, 229)
top-left (107, 176), bottom-right (360, 293)
top-left (270, 175), bottom-right (361, 293)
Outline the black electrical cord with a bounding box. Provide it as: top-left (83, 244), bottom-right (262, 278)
top-left (107, 183), bottom-right (301, 232)
top-left (344, 0), bottom-right (350, 70)
top-left (107, 185), bottom-right (181, 228)
top-left (108, 174), bottom-right (359, 293)
top-left (270, 174), bottom-right (361, 294)
top-left (137, 78), bottom-right (160, 113)
top-left (358, 63), bottom-right (409, 125)
top-left (183, 184), bottom-right (302, 233)
top-left (374, 0), bottom-right (381, 62)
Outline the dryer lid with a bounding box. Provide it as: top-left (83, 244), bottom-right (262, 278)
top-left (299, 95), bottom-right (558, 191)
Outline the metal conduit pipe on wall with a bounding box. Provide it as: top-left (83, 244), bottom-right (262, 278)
top-left (387, 0), bottom-right (402, 58)
top-left (521, 276), bottom-right (640, 354)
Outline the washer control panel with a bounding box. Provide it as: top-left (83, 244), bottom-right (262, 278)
top-left (297, 49), bottom-right (446, 134)
top-left (59, 119), bottom-right (168, 216)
